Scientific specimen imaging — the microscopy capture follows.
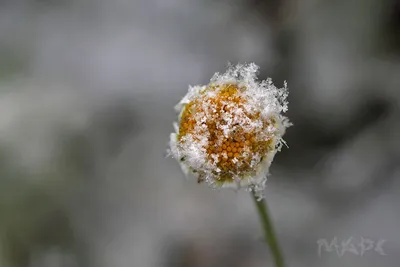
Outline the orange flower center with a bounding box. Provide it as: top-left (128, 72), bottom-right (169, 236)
top-left (178, 83), bottom-right (275, 183)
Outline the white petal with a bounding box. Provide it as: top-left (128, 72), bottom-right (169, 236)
top-left (179, 160), bottom-right (191, 178)
top-left (173, 122), bottom-right (179, 133)
top-left (169, 133), bottom-right (179, 157)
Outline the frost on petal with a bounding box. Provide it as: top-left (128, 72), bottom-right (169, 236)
top-left (168, 63), bottom-right (290, 198)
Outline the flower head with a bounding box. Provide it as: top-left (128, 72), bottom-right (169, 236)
top-left (168, 63), bottom-right (290, 198)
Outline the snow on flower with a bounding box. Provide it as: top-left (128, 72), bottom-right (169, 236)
top-left (168, 63), bottom-right (291, 199)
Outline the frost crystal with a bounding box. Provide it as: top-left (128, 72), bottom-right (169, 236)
top-left (168, 63), bottom-right (291, 199)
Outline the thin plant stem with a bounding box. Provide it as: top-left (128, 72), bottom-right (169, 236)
top-left (251, 191), bottom-right (285, 267)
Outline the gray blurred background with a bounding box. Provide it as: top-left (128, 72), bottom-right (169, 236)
top-left (0, 0), bottom-right (399, 266)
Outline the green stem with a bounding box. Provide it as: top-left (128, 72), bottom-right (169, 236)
top-left (251, 191), bottom-right (285, 267)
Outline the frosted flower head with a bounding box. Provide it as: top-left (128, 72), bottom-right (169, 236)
top-left (168, 63), bottom-right (290, 198)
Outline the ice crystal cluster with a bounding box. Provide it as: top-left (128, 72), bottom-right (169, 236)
top-left (169, 63), bottom-right (290, 198)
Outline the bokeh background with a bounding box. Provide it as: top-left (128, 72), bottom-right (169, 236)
top-left (0, 0), bottom-right (399, 266)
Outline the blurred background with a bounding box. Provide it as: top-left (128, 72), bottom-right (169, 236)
top-left (0, 0), bottom-right (399, 266)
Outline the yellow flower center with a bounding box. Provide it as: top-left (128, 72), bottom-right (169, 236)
top-left (178, 83), bottom-right (275, 183)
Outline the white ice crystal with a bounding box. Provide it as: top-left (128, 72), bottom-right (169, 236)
top-left (168, 63), bottom-right (291, 199)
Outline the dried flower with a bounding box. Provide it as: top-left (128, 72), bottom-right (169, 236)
top-left (168, 63), bottom-right (290, 198)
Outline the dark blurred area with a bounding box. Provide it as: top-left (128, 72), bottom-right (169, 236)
top-left (0, 0), bottom-right (399, 266)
